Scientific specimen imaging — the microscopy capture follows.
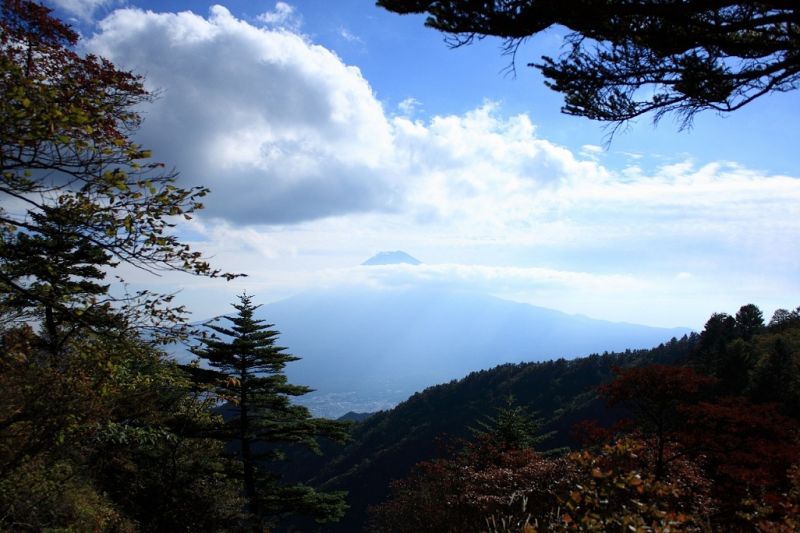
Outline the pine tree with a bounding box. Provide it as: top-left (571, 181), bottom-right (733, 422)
top-left (470, 395), bottom-right (553, 452)
top-left (192, 293), bottom-right (350, 529)
top-left (0, 204), bottom-right (120, 354)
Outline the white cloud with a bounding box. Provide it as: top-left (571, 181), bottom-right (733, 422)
top-left (131, 208), bottom-right (800, 328)
top-left (82, 5), bottom-right (800, 328)
top-left (256, 2), bottom-right (301, 31)
top-left (397, 97), bottom-right (421, 116)
top-left (87, 6), bottom-right (395, 224)
top-left (49, 0), bottom-right (111, 22)
top-left (340, 263), bottom-right (647, 296)
top-left (580, 144), bottom-right (603, 160)
top-left (85, 8), bottom-right (603, 226)
top-left (338, 26), bottom-right (363, 44)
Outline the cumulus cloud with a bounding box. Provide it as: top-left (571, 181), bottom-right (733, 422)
top-left (391, 104), bottom-right (610, 227)
top-left (256, 2), bottom-right (301, 31)
top-left (86, 7), bottom-right (611, 226)
top-left (83, 5), bottom-right (800, 327)
top-left (397, 97), bottom-right (421, 116)
top-left (580, 144), bottom-right (603, 160)
top-left (86, 6), bottom-right (395, 224)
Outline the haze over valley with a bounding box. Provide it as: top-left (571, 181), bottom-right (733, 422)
top-left (228, 252), bottom-right (691, 417)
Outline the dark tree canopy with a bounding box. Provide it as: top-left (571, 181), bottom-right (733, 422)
top-left (377, 0), bottom-right (800, 127)
top-left (192, 294), bottom-right (350, 529)
top-left (735, 302), bottom-right (765, 340)
top-left (469, 395), bottom-right (552, 451)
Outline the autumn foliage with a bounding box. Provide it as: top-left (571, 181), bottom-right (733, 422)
top-left (372, 307), bottom-right (800, 532)
top-left (369, 436), bottom-right (576, 533)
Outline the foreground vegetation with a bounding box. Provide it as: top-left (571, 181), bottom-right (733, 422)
top-left (0, 2), bottom-right (346, 530)
top-left (2, 2), bottom-right (798, 532)
top-left (284, 306), bottom-right (798, 532)
top-left (367, 305), bottom-right (800, 532)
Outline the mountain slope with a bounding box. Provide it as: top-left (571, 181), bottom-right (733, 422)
top-left (279, 334), bottom-right (698, 531)
top-left (258, 287), bottom-right (691, 415)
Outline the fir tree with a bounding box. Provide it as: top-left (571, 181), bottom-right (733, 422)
top-left (192, 293), bottom-right (350, 529)
top-left (0, 204), bottom-right (119, 354)
top-left (470, 395), bottom-right (553, 451)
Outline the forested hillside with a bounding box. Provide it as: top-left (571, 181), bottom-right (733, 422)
top-left (309, 305), bottom-right (799, 532)
top-left (261, 286), bottom-right (691, 416)
top-left (282, 334), bottom-right (694, 531)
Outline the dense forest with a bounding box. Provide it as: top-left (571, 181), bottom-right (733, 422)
top-left (280, 307), bottom-right (799, 531)
top-left (381, 308), bottom-right (800, 531)
top-left (2, 1), bottom-right (799, 532)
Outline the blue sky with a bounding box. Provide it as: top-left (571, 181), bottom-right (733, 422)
top-left (46, 0), bottom-right (800, 328)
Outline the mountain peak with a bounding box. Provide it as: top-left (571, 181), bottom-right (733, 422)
top-left (362, 251), bottom-right (421, 266)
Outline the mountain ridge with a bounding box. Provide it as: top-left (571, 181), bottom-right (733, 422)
top-left (255, 286), bottom-right (691, 416)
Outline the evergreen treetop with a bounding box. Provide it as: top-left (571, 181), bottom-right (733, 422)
top-left (192, 293), bottom-right (350, 529)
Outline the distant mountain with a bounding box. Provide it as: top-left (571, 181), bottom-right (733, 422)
top-left (257, 286), bottom-right (691, 417)
top-left (337, 411), bottom-right (374, 423)
top-left (361, 251), bottom-right (421, 265)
